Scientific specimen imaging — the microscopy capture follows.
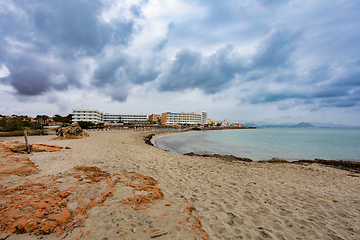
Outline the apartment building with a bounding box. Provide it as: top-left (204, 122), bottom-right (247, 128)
top-left (103, 113), bottom-right (148, 124)
top-left (72, 109), bottom-right (103, 124)
top-left (72, 109), bottom-right (207, 126)
top-left (200, 111), bottom-right (207, 125)
top-left (161, 111), bottom-right (207, 126)
top-left (148, 114), bottom-right (161, 123)
top-left (72, 109), bottom-right (148, 124)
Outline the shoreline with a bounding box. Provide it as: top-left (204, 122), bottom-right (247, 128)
top-left (1, 130), bottom-right (360, 239)
top-left (150, 129), bottom-right (360, 164)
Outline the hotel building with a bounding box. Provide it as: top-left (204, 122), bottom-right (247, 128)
top-left (72, 109), bottom-right (103, 124)
top-left (102, 113), bottom-right (148, 124)
top-left (161, 111), bottom-right (207, 126)
top-left (72, 110), bottom-right (147, 124)
top-left (148, 114), bottom-right (161, 123)
top-left (72, 109), bottom-right (207, 126)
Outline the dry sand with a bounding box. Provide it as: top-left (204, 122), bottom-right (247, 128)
top-left (1, 130), bottom-right (359, 239)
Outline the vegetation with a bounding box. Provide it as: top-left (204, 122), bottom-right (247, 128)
top-left (53, 114), bottom-right (73, 124)
top-left (77, 121), bottom-right (95, 129)
top-left (34, 115), bottom-right (49, 125)
top-left (267, 158), bottom-right (289, 163)
top-left (0, 115), bottom-right (42, 132)
top-left (0, 114), bottom-right (73, 132)
top-left (77, 121), bottom-right (104, 129)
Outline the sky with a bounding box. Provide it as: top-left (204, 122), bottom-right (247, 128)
top-left (1, 0), bottom-right (360, 125)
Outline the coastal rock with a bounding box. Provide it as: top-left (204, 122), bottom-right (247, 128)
top-left (52, 123), bottom-right (89, 140)
top-left (3, 141), bottom-right (63, 153)
top-left (31, 144), bottom-right (63, 152)
top-left (268, 157), bottom-right (288, 163)
top-left (293, 159), bottom-right (360, 173)
top-left (184, 152), bottom-right (252, 162)
top-left (8, 142), bottom-right (33, 153)
top-left (144, 134), bottom-right (155, 146)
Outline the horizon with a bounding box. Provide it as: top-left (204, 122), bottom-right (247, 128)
top-left (1, 1), bottom-right (360, 126)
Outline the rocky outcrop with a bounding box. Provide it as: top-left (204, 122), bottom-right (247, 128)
top-left (143, 134), bottom-right (155, 146)
top-left (2, 141), bottom-right (63, 153)
top-left (52, 123), bottom-right (89, 140)
top-left (293, 159), bottom-right (360, 173)
top-left (7, 142), bottom-right (32, 153)
top-left (184, 152), bottom-right (252, 162)
top-left (265, 157), bottom-right (288, 163)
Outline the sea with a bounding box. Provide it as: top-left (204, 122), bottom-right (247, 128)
top-left (153, 128), bottom-right (360, 162)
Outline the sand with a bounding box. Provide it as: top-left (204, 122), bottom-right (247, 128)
top-left (0, 130), bottom-right (359, 239)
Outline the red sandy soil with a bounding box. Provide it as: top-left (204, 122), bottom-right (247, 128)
top-left (0, 141), bottom-right (210, 239)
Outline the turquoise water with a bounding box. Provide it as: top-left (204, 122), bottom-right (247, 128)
top-left (153, 128), bottom-right (360, 161)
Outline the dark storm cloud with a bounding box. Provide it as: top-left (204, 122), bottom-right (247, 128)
top-left (2, 52), bottom-right (82, 96)
top-left (93, 53), bottom-right (160, 101)
top-left (241, 58), bottom-right (360, 109)
top-left (93, 53), bottom-right (160, 86)
top-left (248, 28), bottom-right (360, 109)
top-left (158, 28), bottom-right (299, 93)
top-left (158, 45), bottom-right (244, 94)
top-left (307, 60), bottom-right (360, 102)
top-left (0, 0), bottom-right (140, 97)
top-left (10, 68), bottom-right (50, 96)
top-left (158, 21), bottom-right (359, 110)
top-left (251, 29), bottom-right (299, 69)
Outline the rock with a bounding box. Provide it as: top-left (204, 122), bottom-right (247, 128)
top-left (143, 134), bottom-right (155, 146)
top-left (8, 142), bottom-right (33, 153)
top-left (184, 152), bottom-right (252, 162)
top-left (31, 144), bottom-right (62, 152)
top-left (52, 123), bottom-right (89, 140)
top-left (4, 141), bottom-right (63, 153)
top-left (268, 157), bottom-right (288, 163)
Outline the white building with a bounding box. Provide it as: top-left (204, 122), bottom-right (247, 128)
top-left (198, 111), bottom-right (207, 125)
top-left (72, 109), bottom-right (207, 126)
top-left (103, 113), bottom-right (148, 124)
top-left (72, 109), bottom-right (103, 124)
top-left (72, 109), bottom-right (148, 124)
top-left (161, 111), bottom-right (207, 126)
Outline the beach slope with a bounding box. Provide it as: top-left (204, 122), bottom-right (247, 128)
top-left (1, 131), bottom-right (359, 239)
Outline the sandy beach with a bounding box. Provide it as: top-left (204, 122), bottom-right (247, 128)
top-left (1, 130), bottom-right (359, 239)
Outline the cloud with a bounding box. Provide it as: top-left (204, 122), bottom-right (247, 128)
top-left (256, 0), bottom-right (290, 8)
top-left (1, 0), bottom-right (360, 125)
top-left (92, 51), bottom-right (160, 101)
top-left (158, 27), bottom-right (300, 94)
top-left (158, 44), bottom-right (245, 94)
top-left (237, 57), bottom-right (360, 110)
top-left (0, 0), bottom-right (142, 97)
top-left (0, 64), bottom-right (10, 78)
top-left (251, 28), bottom-right (299, 69)
top-left (153, 22), bottom-right (174, 52)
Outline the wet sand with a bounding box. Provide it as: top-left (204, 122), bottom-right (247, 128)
top-left (1, 130), bottom-right (359, 239)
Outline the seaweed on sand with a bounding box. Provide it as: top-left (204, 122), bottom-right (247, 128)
top-left (293, 159), bottom-right (360, 173)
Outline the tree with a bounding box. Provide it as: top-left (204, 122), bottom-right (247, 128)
top-left (64, 114), bottom-right (73, 124)
top-left (0, 115), bottom-right (42, 132)
top-left (78, 121), bottom-right (95, 129)
top-left (53, 114), bottom-right (64, 122)
top-left (35, 115), bottom-right (49, 125)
